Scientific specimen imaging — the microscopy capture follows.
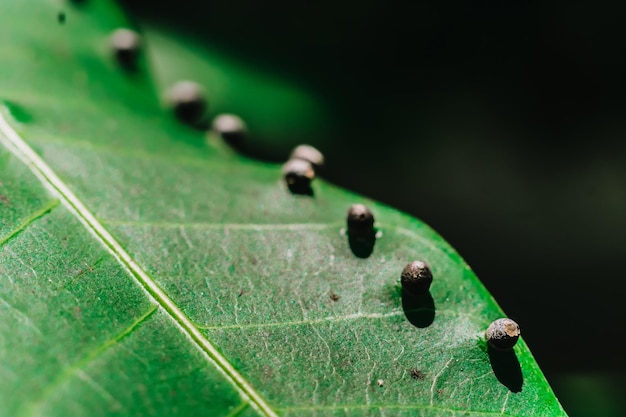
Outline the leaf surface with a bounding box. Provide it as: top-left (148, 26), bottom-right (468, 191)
top-left (0, 1), bottom-right (566, 416)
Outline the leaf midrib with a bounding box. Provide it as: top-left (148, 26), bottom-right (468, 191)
top-left (0, 111), bottom-right (278, 417)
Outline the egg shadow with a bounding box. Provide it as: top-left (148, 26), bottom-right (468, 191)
top-left (347, 230), bottom-right (376, 258)
top-left (286, 181), bottom-right (315, 196)
top-left (401, 289), bottom-right (435, 328)
top-left (115, 50), bottom-right (141, 73)
top-left (220, 131), bottom-right (246, 150)
top-left (488, 345), bottom-right (523, 393)
top-left (173, 104), bottom-right (210, 129)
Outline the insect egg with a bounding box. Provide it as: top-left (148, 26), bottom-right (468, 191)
top-left (290, 144), bottom-right (324, 170)
top-left (165, 80), bottom-right (208, 125)
top-left (486, 318), bottom-right (520, 350)
top-left (400, 260), bottom-right (433, 295)
top-left (109, 28), bottom-right (141, 70)
top-left (346, 204), bottom-right (375, 236)
top-left (212, 114), bottom-right (247, 145)
top-left (282, 158), bottom-right (315, 194)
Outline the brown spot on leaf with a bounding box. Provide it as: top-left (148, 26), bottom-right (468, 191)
top-left (329, 292), bottom-right (340, 302)
top-left (410, 368), bottom-right (426, 380)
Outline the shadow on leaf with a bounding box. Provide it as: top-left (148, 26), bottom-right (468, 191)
top-left (488, 345), bottom-right (523, 393)
top-left (286, 181), bottom-right (314, 196)
top-left (347, 230), bottom-right (376, 258)
top-left (401, 289), bottom-right (435, 328)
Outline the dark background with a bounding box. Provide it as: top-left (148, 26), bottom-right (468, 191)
top-left (120, 1), bottom-right (626, 415)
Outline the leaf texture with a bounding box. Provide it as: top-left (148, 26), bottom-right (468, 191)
top-left (0, 1), bottom-right (567, 416)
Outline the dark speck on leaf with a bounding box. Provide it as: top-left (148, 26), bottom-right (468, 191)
top-left (57, 12), bottom-right (66, 24)
top-left (329, 292), bottom-right (340, 301)
top-left (238, 289), bottom-right (246, 298)
top-left (410, 368), bottom-right (426, 380)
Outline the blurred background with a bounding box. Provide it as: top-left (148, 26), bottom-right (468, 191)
top-left (119, 0), bottom-right (626, 415)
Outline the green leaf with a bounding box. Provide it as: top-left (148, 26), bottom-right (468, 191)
top-left (0, 1), bottom-right (566, 416)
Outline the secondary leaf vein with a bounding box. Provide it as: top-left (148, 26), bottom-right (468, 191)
top-left (199, 308), bottom-right (482, 331)
top-left (22, 305), bottom-right (158, 416)
top-left (276, 403), bottom-right (517, 416)
top-left (102, 218), bottom-right (342, 231)
top-left (224, 401), bottom-right (251, 417)
top-left (0, 199), bottom-right (59, 248)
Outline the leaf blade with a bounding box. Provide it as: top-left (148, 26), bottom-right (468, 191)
top-left (0, 133), bottom-right (260, 417)
top-left (0, 112), bottom-right (276, 417)
top-left (0, 1), bottom-right (567, 416)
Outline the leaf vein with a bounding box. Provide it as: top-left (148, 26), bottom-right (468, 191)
top-left (430, 357), bottom-right (454, 405)
top-left (0, 199), bottom-right (59, 248)
top-left (199, 308), bottom-right (483, 332)
top-left (21, 305), bottom-right (158, 416)
top-left (276, 403), bottom-right (518, 417)
top-left (102, 218), bottom-right (457, 259)
top-left (199, 311), bottom-right (404, 331)
top-left (102, 218), bottom-right (342, 231)
top-left (0, 111), bottom-right (278, 417)
top-left (224, 401), bottom-right (251, 417)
